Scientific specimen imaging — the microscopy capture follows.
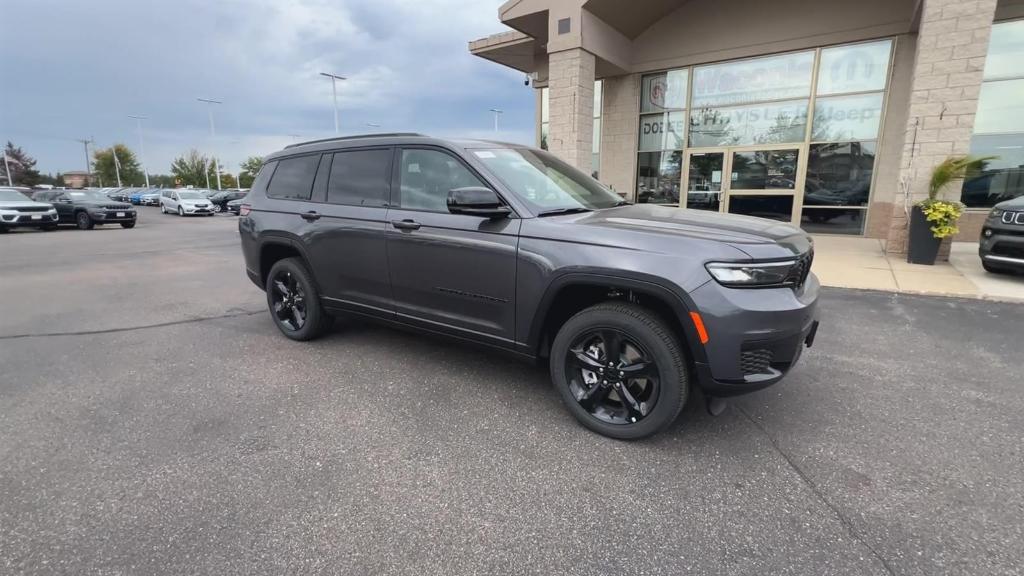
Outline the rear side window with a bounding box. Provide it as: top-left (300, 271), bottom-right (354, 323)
top-left (250, 161), bottom-right (276, 197)
top-left (327, 149), bottom-right (392, 207)
top-left (267, 155), bottom-right (319, 201)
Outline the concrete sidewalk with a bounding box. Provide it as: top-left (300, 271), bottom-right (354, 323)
top-left (810, 235), bottom-right (1024, 302)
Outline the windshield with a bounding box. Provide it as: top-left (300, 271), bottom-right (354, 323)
top-left (472, 148), bottom-right (624, 212)
top-left (68, 191), bottom-right (110, 201)
top-left (178, 191), bottom-right (204, 199)
top-left (0, 189), bottom-right (32, 201)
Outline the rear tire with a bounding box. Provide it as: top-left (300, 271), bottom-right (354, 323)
top-left (550, 302), bottom-right (688, 440)
top-left (75, 211), bottom-right (94, 230)
top-left (265, 257), bottom-right (331, 341)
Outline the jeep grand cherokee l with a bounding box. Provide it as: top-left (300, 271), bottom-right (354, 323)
top-left (238, 134), bottom-right (820, 439)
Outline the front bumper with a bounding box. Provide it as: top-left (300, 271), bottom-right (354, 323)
top-left (980, 221), bottom-right (1024, 271)
top-left (0, 211), bottom-right (59, 227)
top-left (89, 210), bottom-right (137, 222)
top-left (181, 205), bottom-right (213, 214)
top-left (689, 273), bottom-right (820, 397)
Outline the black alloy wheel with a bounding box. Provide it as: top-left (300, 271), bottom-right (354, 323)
top-left (76, 211), bottom-right (94, 230)
top-left (550, 302), bottom-right (688, 439)
top-left (264, 257), bottom-right (331, 341)
top-left (565, 328), bottom-right (660, 425)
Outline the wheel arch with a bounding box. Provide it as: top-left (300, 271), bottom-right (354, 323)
top-left (528, 272), bottom-right (708, 366)
top-left (256, 234), bottom-right (317, 290)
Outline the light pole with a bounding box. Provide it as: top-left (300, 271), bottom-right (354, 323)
top-left (128, 115), bottom-right (150, 187)
top-left (76, 138), bottom-right (94, 186)
top-left (319, 72), bottom-right (346, 134)
top-left (197, 97), bottom-right (223, 190)
top-left (489, 108), bottom-right (503, 133)
top-left (2, 151), bottom-right (12, 186)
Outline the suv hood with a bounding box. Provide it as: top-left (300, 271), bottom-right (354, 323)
top-left (540, 204), bottom-right (812, 258)
top-left (0, 199), bottom-right (55, 210)
top-left (995, 196), bottom-right (1024, 210)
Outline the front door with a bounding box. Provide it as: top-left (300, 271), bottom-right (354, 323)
top-left (385, 147), bottom-right (520, 345)
top-left (682, 147), bottom-right (803, 225)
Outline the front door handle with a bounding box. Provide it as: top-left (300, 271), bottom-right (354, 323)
top-left (300, 211), bottom-right (321, 221)
top-left (391, 219), bottom-right (421, 231)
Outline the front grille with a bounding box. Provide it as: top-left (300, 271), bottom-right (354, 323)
top-left (1000, 211), bottom-right (1024, 226)
top-left (102, 204), bottom-right (129, 210)
top-left (784, 249), bottom-right (814, 289)
top-left (740, 349), bottom-right (774, 376)
top-left (16, 214), bottom-right (55, 223)
top-left (992, 244), bottom-right (1024, 259)
top-left (14, 206), bottom-right (50, 213)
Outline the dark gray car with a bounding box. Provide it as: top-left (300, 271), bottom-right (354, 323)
top-left (238, 134), bottom-right (819, 439)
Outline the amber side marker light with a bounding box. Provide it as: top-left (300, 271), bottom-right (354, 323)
top-left (689, 312), bottom-right (709, 344)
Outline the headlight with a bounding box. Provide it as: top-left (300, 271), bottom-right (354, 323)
top-left (705, 260), bottom-right (799, 287)
top-left (990, 208), bottom-right (1003, 218)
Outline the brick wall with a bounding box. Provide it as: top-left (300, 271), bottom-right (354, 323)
top-left (598, 74), bottom-right (639, 198)
top-left (886, 0), bottom-right (998, 255)
top-left (547, 48), bottom-right (596, 170)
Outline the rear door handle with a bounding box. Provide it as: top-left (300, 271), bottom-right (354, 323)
top-left (300, 211), bottom-right (321, 221)
top-left (391, 219), bottom-right (421, 231)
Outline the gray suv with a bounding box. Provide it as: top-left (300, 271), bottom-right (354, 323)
top-left (238, 134), bottom-right (820, 439)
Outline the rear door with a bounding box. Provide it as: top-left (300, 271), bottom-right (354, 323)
top-left (384, 146), bottom-right (520, 344)
top-left (303, 147), bottom-right (395, 316)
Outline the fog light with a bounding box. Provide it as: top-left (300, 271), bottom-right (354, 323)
top-left (984, 229), bottom-right (993, 237)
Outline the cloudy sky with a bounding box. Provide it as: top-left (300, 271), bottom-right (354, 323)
top-left (0, 0), bottom-right (532, 177)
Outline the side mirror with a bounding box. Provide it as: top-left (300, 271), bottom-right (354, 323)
top-left (447, 187), bottom-right (511, 219)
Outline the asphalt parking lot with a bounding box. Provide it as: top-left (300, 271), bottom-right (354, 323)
top-left (2, 209), bottom-right (1022, 575)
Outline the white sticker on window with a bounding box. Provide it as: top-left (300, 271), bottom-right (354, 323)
top-left (408, 163), bottom-right (420, 173)
top-left (474, 151), bottom-right (496, 158)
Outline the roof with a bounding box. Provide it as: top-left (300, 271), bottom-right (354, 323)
top-left (264, 135), bottom-right (532, 161)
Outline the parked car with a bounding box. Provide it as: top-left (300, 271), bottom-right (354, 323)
top-left (106, 188), bottom-right (135, 202)
top-left (140, 191), bottom-right (162, 206)
top-left (226, 197), bottom-right (245, 215)
top-left (34, 189), bottom-right (136, 230)
top-left (160, 189), bottom-right (215, 216)
top-left (238, 134), bottom-right (820, 439)
top-left (129, 189), bottom-right (149, 205)
top-left (208, 190), bottom-right (248, 212)
top-left (979, 196), bottom-right (1024, 274)
top-left (0, 187), bottom-right (60, 232)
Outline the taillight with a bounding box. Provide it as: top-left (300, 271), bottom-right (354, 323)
top-left (239, 204), bottom-right (251, 216)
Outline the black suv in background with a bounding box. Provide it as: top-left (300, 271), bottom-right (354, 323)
top-left (980, 196), bottom-right (1024, 274)
top-left (238, 134), bottom-right (819, 439)
top-left (208, 190), bottom-right (248, 212)
top-left (33, 189), bottom-right (136, 230)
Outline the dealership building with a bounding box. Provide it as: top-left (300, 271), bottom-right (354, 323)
top-left (469, 0), bottom-right (1024, 252)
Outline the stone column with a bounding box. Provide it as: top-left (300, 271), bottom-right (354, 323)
top-left (885, 0), bottom-right (998, 255)
top-left (547, 48), bottom-right (596, 171)
top-left (598, 74), bottom-right (640, 198)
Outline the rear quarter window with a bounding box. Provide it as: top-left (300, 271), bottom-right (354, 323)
top-left (327, 149), bottom-right (392, 207)
top-left (266, 155), bottom-right (319, 201)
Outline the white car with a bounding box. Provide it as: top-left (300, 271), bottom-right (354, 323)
top-left (160, 189), bottom-right (215, 216)
top-left (0, 188), bottom-right (59, 232)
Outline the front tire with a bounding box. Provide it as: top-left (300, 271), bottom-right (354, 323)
top-left (76, 212), bottom-right (94, 230)
top-left (120, 222), bottom-right (136, 229)
top-left (265, 257), bottom-right (331, 341)
top-left (177, 206), bottom-right (184, 217)
top-left (550, 302), bottom-right (688, 440)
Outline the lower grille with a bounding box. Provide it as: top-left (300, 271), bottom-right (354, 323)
top-left (740, 349), bottom-right (774, 376)
top-left (992, 244), bottom-right (1024, 259)
top-left (15, 206), bottom-right (50, 213)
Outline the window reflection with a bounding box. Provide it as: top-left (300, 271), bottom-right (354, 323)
top-left (641, 70), bottom-right (688, 113)
top-left (731, 150), bottom-right (799, 190)
top-left (816, 40), bottom-right (892, 95)
top-left (692, 51), bottom-right (814, 107)
top-left (637, 151), bottom-right (682, 205)
top-left (689, 100), bottom-right (808, 147)
top-left (961, 134), bottom-right (1024, 207)
top-left (805, 142), bottom-right (875, 207)
top-left (687, 152), bottom-right (723, 211)
top-left (801, 208), bottom-right (867, 235)
top-left (639, 112), bottom-right (686, 151)
top-left (728, 195), bottom-right (794, 222)
top-left (812, 93), bottom-right (884, 142)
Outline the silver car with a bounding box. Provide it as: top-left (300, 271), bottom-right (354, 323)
top-left (0, 188), bottom-right (60, 232)
top-left (160, 189), bottom-right (215, 216)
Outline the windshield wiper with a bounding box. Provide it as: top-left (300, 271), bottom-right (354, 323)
top-left (537, 207), bottom-right (594, 217)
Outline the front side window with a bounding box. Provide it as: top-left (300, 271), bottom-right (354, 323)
top-left (474, 148), bottom-right (623, 211)
top-left (327, 149), bottom-right (392, 207)
top-left (267, 155), bottom-right (319, 201)
top-left (962, 19), bottom-right (1024, 208)
top-left (397, 149), bottom-right (486, 212)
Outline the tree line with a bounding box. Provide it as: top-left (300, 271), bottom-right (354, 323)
top-left (1, 140), bottom-right (264, 189)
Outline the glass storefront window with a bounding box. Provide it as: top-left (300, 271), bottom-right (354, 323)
top-left (637, 151), bottom-right (682, 205)
top-left (728, 195), bottom-right (794, 222)
top-left (691, 51), bottom-right (814, 107)
top-left (686, 152), bottom-right (723, 211)
top-left (689, 100), bottom-right (808, 147)
top-left (641, 69), bottom-right (688, 113)
top-left (639, 111), bottom-right (686, 151)
top-left (962, 19), bottom-right (1024, 208)
top-left (805, 142), bottom-right (875, 208)
top-left (812, 93), bottom-right (884, 142)
top-left (730, 150), bottom-right (799, 190)
top-left (816, 40), bottom-right (892, 95)
top-left (800, 208), bottom-right (867, 235)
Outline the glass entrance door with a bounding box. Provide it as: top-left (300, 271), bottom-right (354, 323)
top-left (682, 147), bottom-right (802, 225)
top-left (684, 151), bottom-right (724, 212)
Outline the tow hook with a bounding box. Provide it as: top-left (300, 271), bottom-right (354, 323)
top-left (706, 396), bottom-right (728, 417)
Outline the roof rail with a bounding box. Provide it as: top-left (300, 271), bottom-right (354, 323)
top-left (283, 132), bottom-right (428, 149)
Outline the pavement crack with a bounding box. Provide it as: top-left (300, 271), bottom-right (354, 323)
top-left (0, 309), bottom-right (263, 340)
top-left (735, 404), bottom-right (898, 576)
